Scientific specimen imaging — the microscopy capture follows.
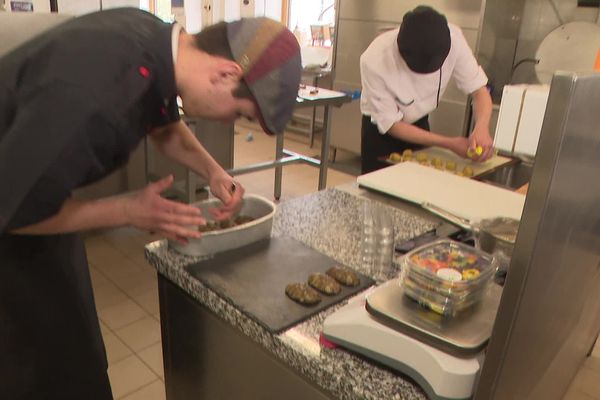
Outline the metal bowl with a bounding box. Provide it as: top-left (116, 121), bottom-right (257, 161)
top-left (475, 217), bottom-right (520, 277)
top-left (169, 194), bottom-right (276, 257)
top-left (476, 217), bottom-right (519, 256)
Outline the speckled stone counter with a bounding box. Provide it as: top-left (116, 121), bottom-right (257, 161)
top-left (146, 187), bottom-right (437, 400)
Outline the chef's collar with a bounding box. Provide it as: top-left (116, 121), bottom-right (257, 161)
top-left (171, 23), bottom-right (183, 65)
top-left (142, 21), bottom-right (179, 103)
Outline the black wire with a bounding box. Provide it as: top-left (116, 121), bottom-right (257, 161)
top-left (509, 58), bottom-right (540, 82)
top-left (511, 58), bottom-right (540, 74)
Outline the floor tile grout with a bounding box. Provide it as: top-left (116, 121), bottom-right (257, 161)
top-left (115, 379), bottom-right (160, 400)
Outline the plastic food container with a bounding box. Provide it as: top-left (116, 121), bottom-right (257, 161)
top-left (400, 239), bottom-right (497, 316)
top-left (169, 194), bottom-right (276, 257)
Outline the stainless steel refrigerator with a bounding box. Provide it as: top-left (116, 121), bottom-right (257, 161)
top-left (475, 71), bottom-right (600, 399)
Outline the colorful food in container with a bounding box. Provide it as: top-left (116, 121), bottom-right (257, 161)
top-left (400, 239), bottom-right (497, 316)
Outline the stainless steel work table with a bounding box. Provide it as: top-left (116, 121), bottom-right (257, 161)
top-left (227, 86), bottom-right (352, 200)
top-left (145, 87), bottom-right (352, 202)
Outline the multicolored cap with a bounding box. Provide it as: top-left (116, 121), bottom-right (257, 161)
top-left (227, 17), bottom-right (302, 135)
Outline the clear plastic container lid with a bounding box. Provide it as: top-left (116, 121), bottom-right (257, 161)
top-left (402, 239), bottom-right (497, 292)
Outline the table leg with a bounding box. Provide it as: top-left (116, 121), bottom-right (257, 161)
top-left (318, 106), bottom-right (332, 190)
top-left (275, 132), bottom-right (284, 200)
top-left (309, 106), bottom-right (317, 148)
top-left (309, 75), bottom-right (320, 149)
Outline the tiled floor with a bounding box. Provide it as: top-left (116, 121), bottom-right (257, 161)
top-left (87, 230), bottom-right (164, 400)
top-left (84, 123), bottom-right (599, 399)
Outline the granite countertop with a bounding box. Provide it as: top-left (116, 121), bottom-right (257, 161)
top-left (145, 187), bottom-right (437, 400)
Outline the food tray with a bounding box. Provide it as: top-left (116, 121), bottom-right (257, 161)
top-left (385, 151), bottom-right (476, 177)
top-left (382, 146), bottom-right (514, 178)
top-left (169, 194), bottom-right (276, 257)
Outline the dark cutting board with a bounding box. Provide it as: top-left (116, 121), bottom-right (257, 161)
top-left (185, 237), bottom-right (374, 333)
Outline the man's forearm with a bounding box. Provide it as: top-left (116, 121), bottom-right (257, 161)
top-left (10, 197), bottom-right (128, 235)
top-left (471, 86), bottom-right (492, 131)
top-left (150, 121), bottom-right (223, 180)
top-left (387, 120), bottom-right (455, 148)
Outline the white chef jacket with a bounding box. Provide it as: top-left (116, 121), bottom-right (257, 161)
top-left (360, 23), bottom-right (488, 134)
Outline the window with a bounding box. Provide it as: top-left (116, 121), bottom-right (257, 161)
top-left (288, 0), bottom-right (335, 48)
top-left (288, 0), bottom-right (334, 69)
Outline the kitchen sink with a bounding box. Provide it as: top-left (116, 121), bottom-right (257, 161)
top-left (476, 160), bottom-right (534, 190)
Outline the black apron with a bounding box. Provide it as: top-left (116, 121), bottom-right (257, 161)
top-left (360, 114), bottom-right (429, 174)
top-left (0, 9), bottom-right (180, 399)
top-left (0, 234), bottom-right (112, 400)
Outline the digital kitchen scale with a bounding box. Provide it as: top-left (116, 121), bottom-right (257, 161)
top-left (323, 279), bottom-right (503, 400)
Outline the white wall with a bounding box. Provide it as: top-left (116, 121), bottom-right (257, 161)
top-left (56, 0), bottom-right (142, 15)
top-left (224, 0), bottom-right (282, 22)
top-left (32, 0), bottom-right (50, 12)
top-left (102, 0), bottom-right (140, 9)
top-left (57, 0), bottom-right (99, 15)
top-left (183, 0), bottom-right (201, 32)
top-left (179, 0), bottom-right (283, 31)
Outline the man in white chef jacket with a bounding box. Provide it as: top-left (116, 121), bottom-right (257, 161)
top-left (359, 5), bottom-right (494, 173)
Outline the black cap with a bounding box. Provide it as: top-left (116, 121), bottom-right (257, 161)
top-left (397, 6), bottom-right (451, 74)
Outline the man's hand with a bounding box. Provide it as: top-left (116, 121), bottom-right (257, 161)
top-left (445, 136), bottom-right (471, 159)
top-left (149, 121), bottom-right (245, 221)
top-left (468, 125), bottom-right (494, 161)
top-left (207, 171), bottom-right (245, 220)
top-left (123, 175), bottom-right (205, 244)
top-left (468, 86), bottom-right (494, 161)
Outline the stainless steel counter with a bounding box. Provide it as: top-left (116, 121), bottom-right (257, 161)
top-left (227, 87), bottom-right (352, 200)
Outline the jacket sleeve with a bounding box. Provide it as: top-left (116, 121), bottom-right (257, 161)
top-left (450, 26), bottom-right (488, 95)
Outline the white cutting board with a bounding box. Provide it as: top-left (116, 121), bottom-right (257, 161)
top-left (513, 86), bottom-right (549, 157)
top-left (357, 162), bottom-right (525, 224)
